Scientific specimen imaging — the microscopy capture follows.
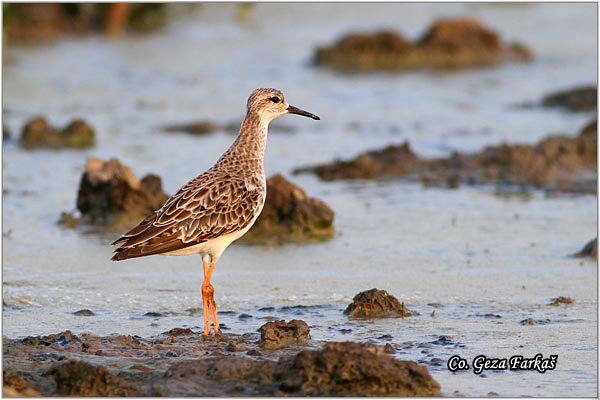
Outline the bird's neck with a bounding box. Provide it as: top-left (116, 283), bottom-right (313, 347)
top-left (223, 111), bottom-right (269, 167)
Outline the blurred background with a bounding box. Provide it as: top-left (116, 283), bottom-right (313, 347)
top-left (2, 3), bottom-right (597, 397)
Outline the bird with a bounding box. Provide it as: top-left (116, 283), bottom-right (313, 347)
top-left (111, 88), bottom-right (320, 335)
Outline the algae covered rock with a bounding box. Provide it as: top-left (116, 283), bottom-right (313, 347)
top-left (3, 370), bottom-right (41, 397)
top-left (242, 173), bottom-right (335, 244)
top-left (259, 319), bottom-right (310, 350)
top-left (344, 288), bottom-right (412, 318)
top-left (19, 116), bottom-right (95, 149)
top-left (50, 360), bottom-right (139, 396)
top-left (65, 157), bottom-right (169, 230)
top-left (573, 238), bottom-right (598, 260)
top-left (541, 85), bottom-right (597, 112)
top-left (314, 18), bottom-right (531, 72)
top-left (277, 342), bottom-right (441, 396)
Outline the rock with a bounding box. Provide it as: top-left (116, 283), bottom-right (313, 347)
top-left (72, 309), bottom-right (95, 316)
top-left (314, 18), bottom-right (531, 72)
top-left (295, 141), bottom-right (420, 181)
top-left (541, 86), bottom-right (597, 112)
top-left (69, 157), bottom-right (169, 230)
top-left (548, 296), bottom-right (574, 306)
top-left (3, 125), bottom-right (11, 141)
top-left (520, 318), bottom-right (550, 325)
top-left (50, 360), bottom-right (139, 396)
top-left (60, 119), bottom-right (96, 148)
top-left (296, 121), bottom-right (597, 194)
top-left (573, 238), bottom-right (598, 260)
top-left (3, 370), bottom-right (41, 397)
top-left (164, 327), bottom-right (194, 336)
top-left (276, 342), bottom-right (441, 396)
top-left (579, 119), bottom-right (597, 137)
top-left (242, 174), bottom-right (335, 244)
top-left (19, 116), bottom-right (95, 149)
top-left (19, 117), bottom-right (61, 149)
top-left (164, 120), bottom-right (295, 136)
top-left (259, 320), bottom-right (310, 350)
top-left (344, 288), bottom-right (412, 318)
top-left (163, 120), bottom-right (221, 135)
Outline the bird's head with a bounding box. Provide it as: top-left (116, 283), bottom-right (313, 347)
top-left (247, 88), bottom-right (320, 122)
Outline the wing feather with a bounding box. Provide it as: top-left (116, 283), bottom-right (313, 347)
top-left (112, 169), bottom-right (264, 261)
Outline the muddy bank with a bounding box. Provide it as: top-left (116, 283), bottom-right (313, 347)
top-left (294, 119), bottom-right (597, 194)
top-left (314, 18), bottom-right (531, 72)
top-left (3, 328), bottom-right (440, 397)
top-left (573, 238), bottom-right (598, 260)
top-left (19, 116), bottom-right (95, 150)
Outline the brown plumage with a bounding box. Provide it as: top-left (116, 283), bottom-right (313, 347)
top-left (111, 88), bottom-right (319, 335)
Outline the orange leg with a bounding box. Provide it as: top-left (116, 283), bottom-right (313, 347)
top-left (201, 259), bottom-right (220, 335)
top-left (201, 258), bottom-right (211, 335)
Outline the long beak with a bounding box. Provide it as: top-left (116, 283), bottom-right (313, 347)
top-left (287, 105), bottom-right (320, 120)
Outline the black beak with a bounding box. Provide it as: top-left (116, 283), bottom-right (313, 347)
top-left (287, 105), bottom-right (320, 120)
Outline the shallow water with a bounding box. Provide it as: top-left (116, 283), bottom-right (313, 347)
top-left (2, 3), bottom-right (598, 397)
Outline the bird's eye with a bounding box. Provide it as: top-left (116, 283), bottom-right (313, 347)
top-left (270, 96), bottom-right (280, 103)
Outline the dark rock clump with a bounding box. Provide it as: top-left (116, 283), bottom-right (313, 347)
top-left (314, 18), bottom-right (531, 72)
top-left (296, 120), bottom-right (597, 194)
top-left (296, 141), bottom-right (420, 181)
top-left (276, 342), bottom-right (441, 396)
top-left (573, 238), bottom-right (598, 260)
top-left (259, 320), bottom-right (310, 350)
top-left (344, 288), bottom-right (412, 318)
top-left (50, 360), bottom-right (139, 396)
top-left (3, 370), bottom-right (41, 397)
top-left (242, 174), bottom-right (335, 244)
top-left (63, 157), bottom-right (169, 230)
top-left (548, 296), bottom-right (574, 306)
top-left (72, 309), bottom-right (95, 316)
top-left (19, 116), bottom-right (95, 149)
top-left (4, 4), bottom-right (168, 44)
top-left (163, 120), bottom-right (221, 135)
top-left (541, 86), bottom-right (597, 112)
top-left (163, 120), bottom-right (295, 136)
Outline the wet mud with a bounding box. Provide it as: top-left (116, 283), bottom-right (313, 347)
top-left (344, 288), bottom-right (413, 318)
top-left (3, 326), bottom-right (440, 397)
